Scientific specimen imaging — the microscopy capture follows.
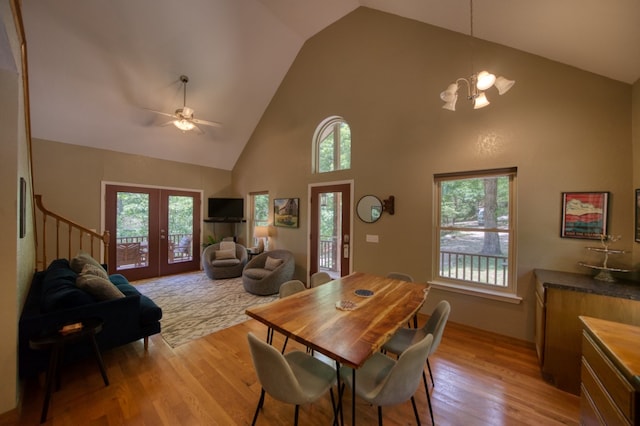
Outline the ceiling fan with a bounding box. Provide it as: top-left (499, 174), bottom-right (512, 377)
top-left (148, 75), bottom-right (221, 134)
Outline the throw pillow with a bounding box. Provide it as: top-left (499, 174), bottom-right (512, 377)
top-left (220, 241), bottom-right (235, 252)
top-left (264, 256), bottom-right (283, 271)
top-left (81, 263), bottom-right (109, 280)
top-left (76, 274), bottom-right (125, 301)
top-left (70, 252), bottom-right (105, 274)
top-left (215, 249), bottom-right (236, 260)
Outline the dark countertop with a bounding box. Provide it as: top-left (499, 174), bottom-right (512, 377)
top-left (535, 269), bottom-right (640, 301)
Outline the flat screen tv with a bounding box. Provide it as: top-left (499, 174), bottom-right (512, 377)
top-left (208, 198), bottom-right (244, 220)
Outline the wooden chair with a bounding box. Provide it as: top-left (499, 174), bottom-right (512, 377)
top-left (116, 242), bottom-right (142, 268)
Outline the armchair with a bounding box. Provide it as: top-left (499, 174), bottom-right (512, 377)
top-left (242, 250), bottom-right (295, 295)
top-left (202, 242), bottom-right (248, 279)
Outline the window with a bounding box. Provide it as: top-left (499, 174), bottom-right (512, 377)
top-left (250, 192), bottom-right (269, 241)
top-left (313, 116), bottom-right (351, 173)
top-left (433, 168), bottom-right (518, 299)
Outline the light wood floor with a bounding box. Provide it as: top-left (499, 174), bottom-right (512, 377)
top-left (2, 315), bottom-right (579, 425)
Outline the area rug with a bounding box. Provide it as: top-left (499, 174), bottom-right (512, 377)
top-left (133, 272), bottom-right (278, 348)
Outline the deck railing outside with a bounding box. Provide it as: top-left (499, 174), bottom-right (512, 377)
top-left (319, 237), bottom-right (338, 272)
top-left (439, 250), bottom-right (508, 287)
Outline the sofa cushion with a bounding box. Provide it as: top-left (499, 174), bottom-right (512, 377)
top-left (41, 259), bottom-right (94, 312)
top-left (70, 252), bottom-right (106, 274)
top-left (243, 268), bottom-right (272, 280)
top-left (81, 263), bottom-right (110, 280)
top-left (109, 274), bottom-right (163, 324)
top-left (264, 256), bottom-right (284, 271)
top-left (215, 249), bottom-right (236, 260)
top-left (76, 273), bottom-right (125, 301)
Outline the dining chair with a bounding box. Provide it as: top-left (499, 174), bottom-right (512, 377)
top-left (340, 333), bottom-right (434, 425)
top-left (247, 332), bottom-right (337, 426)
top-left (277, 280), bottom-right (306, 352)
top-left (382, 300), bottom-right (451, 426)
top-left (310, 271), bottom-right (332, 287)
top-left (386, 272), bottom-right (418, 328)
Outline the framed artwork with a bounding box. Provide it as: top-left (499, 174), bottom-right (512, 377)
top-left (19, 177), bottom-right (26, 238)
top-left (560, 191), bottom-right (609, 239)
top-left (274, 198), bottom-right (299, 228)
top-left (635, 189), bottom-right (640, 243)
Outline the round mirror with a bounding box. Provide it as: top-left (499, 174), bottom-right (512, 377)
top-left (357, 195), bottom-right (383, 223)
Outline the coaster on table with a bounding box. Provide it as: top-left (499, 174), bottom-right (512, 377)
top-left (354, 289), bottom-right (374, 297)
top-left (335, 300), bottom-right (358, 311)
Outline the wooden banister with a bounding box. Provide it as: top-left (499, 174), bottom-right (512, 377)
top-left (34, 195), bottom-right (110, 271)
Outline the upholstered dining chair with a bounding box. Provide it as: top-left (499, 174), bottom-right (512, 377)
top-left (247, 332), bottom-right (337, 426)
top-left (309, 271), bottom-right (332, 287)
top-left (386, 272), bottom-right (418, 328)
top-left (382, 300), bottom-right (451, 426)
top-left (340, 333), bottom-right (434, 425)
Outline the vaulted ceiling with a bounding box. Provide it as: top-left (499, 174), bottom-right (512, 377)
top-left (21, 0), bottom-right (640, 170)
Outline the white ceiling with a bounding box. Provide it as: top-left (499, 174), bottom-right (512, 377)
top-left (20, 0), bottom-right (640, 171)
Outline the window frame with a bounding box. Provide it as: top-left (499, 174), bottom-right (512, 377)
top-left (431, 167), bottom-right (520, 303)
top-left (312, 116), bottom-right (351, 174)
top-left (250, 192), bottom-right (269, 243)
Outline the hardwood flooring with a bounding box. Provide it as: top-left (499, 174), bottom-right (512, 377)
top-left (2, 316), bottom-right (579, 425)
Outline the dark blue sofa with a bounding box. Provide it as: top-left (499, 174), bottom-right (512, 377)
top-left (19, 258), bottom-right (162, 378)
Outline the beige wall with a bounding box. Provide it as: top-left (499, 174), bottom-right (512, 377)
top-left (233, 8), bottom-right (633, 341)
top-left (1, 0), bottom-right (37, 414)
top-left (31, 139), bottom-right (236, 245)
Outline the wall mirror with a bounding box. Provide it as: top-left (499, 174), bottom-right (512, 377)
top-left (357, 195), bottom-right (394, 223)
top-left (357, 195), bottom-right (382, 223)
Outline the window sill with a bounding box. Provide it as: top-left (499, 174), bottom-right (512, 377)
top-left (427, 280), bottom-right (522, 304)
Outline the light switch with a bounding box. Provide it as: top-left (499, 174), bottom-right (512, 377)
top-left (366, 234), bottom-right (379, 243)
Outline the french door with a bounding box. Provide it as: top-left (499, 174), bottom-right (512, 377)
top-left (105, 184), bottom-right (201, 281)
top-left (309, 183), bottom-right (352, 278)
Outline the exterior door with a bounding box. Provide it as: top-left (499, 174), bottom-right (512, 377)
top-left (105, 184), bottom-right (201, 281)
top-left (310, 183), bottom-right (351, 278)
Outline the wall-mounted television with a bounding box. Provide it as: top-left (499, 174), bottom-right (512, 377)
top-left (208, 198), bottom-right (244, 220)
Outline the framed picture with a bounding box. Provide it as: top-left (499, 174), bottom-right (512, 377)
top-left (19, 177), bottom-right (26, 238)
top-left (635, 189), bottom-right (640, 243)
top-left (274, 198), bottom-right (299, 228)
top-left (561, 191), bottom-right (609, 239)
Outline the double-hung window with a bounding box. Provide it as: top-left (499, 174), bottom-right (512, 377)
top-left (433, 168), bottom-right (518, 300)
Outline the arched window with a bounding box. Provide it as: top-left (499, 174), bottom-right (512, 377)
top-left (313, 116), bottom-right (351, 173)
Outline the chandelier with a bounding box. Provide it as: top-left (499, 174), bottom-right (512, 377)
top-left (440, 0), bottom-right (515, 111)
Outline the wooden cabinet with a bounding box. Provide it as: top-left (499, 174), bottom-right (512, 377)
top-left (580, 316), bottom-right (640, 425)
top-left (534, 269), bottom-right (640, 395)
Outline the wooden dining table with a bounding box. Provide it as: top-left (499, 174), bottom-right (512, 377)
top-left (245, 271), bottom-right (429, 424)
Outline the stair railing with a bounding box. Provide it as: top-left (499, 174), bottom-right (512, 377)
top-left (34, 195), bottom-right (110, 271)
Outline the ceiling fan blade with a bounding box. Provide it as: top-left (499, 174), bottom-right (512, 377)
top-left (192, 117), bottom-right (222, 127)
top-left (144, 108), bottom-right (177, 119)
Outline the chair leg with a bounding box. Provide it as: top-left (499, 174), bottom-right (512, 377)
top-left (425, 383), bottom-right (435, 426)
top-left (329, 388), bottom-right (338, 426)
top-left (411, 396), bottom-right (422, 426)
top-left (294, 405), bottom-right (299, 426)
top-left (422, 370), bottom-right (429, 401)
top-left (427, 358), bottom-right (434, 387)
top-left (378, 406), bottom-right (383, 426)
top-left (281, 336), bottom-right (289, 353)
top-left (251, 388), bottom-right (265, 426)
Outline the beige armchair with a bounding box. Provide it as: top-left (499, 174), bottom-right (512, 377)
top-left (202, 242), bottom-right (248, 279)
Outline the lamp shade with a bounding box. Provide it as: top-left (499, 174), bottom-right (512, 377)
top-left (495, 76), bottom-right (515, 95)
top-left (442, 93), bottom-right (458, 111)
top-left (440, 83), bottom-right (458, 102)
top-left (254, 226), bottom-right (269, 238)
top-left (476, 71), bottom-right (496, 90)
top-left (473, 92), bottom-right (490, 109)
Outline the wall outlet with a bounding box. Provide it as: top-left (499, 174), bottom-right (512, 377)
top-left (366, 234), bottom-right (379, 243)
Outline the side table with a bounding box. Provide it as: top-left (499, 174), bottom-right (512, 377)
top-left (29, 317), bottom-right (110, 423)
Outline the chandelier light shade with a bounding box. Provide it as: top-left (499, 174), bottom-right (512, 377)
top-left (439, 0), bottom-right (515, 111)
top-left (173, 119), bottom-right (195, 131)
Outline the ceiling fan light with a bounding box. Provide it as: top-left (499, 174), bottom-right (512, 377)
top-left (495, 76), bottom-right (515, 95)
top-left (473, 92), bottom-right (490, 109)
top-left (476, 71), bottom-right (496, 90)
top-left (174, 119), bottom-right (195, 131)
